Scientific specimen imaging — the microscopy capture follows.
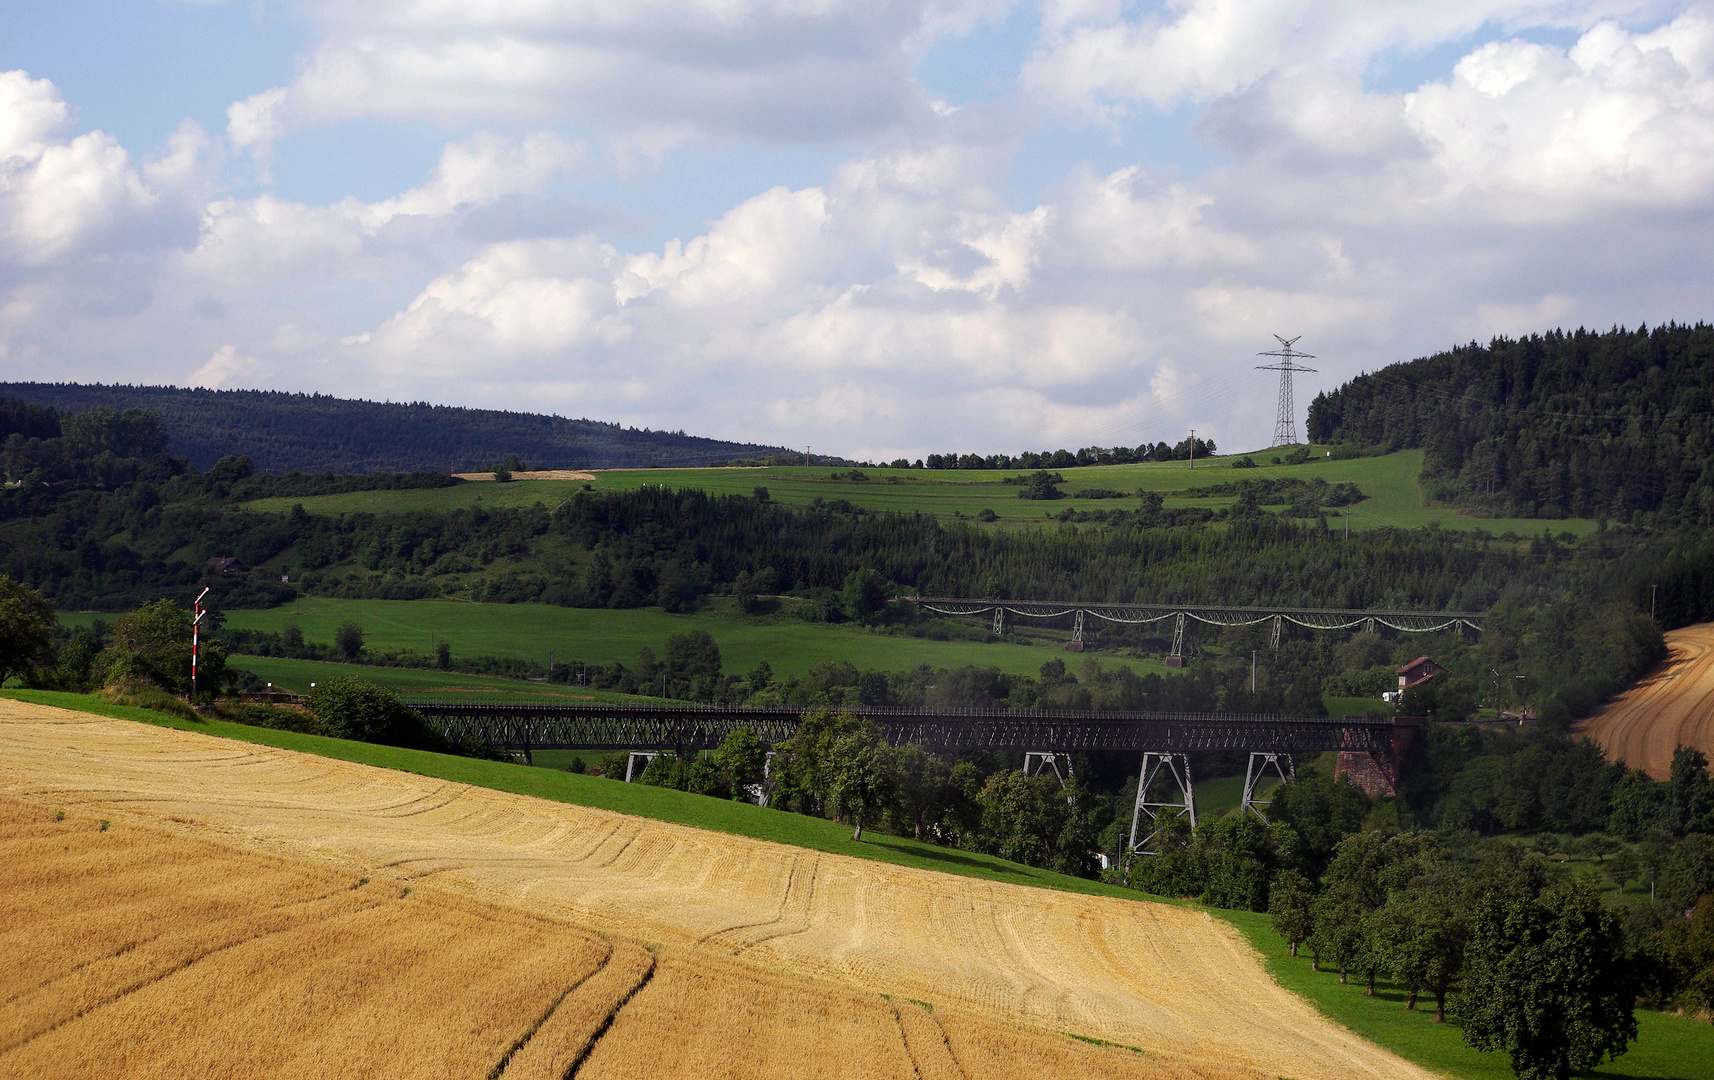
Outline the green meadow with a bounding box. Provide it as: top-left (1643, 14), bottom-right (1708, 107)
top-left (209, 597), bottom-right (1161, 681)
top-left (243, 449), bottom-right (1597, 536)
top-left (1225, 909), bottom-right (1714, 1080)
top-left (228, 655), bottom-right (671, 701)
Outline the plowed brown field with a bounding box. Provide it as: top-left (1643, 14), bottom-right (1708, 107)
top-left (0, 699), bottom-right (1431, 1079)
top-left (1577, 622), bottom-right (1714, 779)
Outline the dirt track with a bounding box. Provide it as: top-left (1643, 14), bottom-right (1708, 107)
top-left (0, 700), bottom-right (1431, 1080)
top-left (1576, 623), bottom-right (1714, 779)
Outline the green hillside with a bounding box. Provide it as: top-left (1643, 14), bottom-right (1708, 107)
top-left (243, 449), bottom-right (1596, 535)
top-left (204, 598), bottom-right (1162, 680)
top-left (229, 655), bottom-right (675, 702)
top-left (0, 382), bottom-right (794, 472)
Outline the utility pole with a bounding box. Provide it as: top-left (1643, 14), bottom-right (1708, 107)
top-left (1251, 650), bottom-right (1257, 695)
top-left (1651, 584), bottom-right (1658, 621)
top-left (1255, 335), bottom-right (1318, 447)
top-left (190, 587), bottom-right (210, 700)
top-left (1188, 429), bottom-right (1195, 470)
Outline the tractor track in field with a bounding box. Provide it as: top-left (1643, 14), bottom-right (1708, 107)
top-left (0, 698), bottom-right (1435, 1080)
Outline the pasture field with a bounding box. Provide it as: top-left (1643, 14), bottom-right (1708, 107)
top-left (230, 655), bottom-right (673, 702)
top-left (242, 449), bottom-right (1598, 536)
top-left (207, 597), bottom-right (1162, 680)
top-left (0, 696), bottom-right (1428, 1080)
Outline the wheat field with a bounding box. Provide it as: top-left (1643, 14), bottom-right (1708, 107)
top-left (0, 699), bottom-right (1432, 1079)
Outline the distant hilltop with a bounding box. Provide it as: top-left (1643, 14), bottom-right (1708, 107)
top-left (0, 383), bottom-right (799, 475)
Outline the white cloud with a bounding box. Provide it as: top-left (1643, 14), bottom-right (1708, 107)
top-left (1023, 0), bottom-right (1659, 115)
top-left (367, 131), bottom-right (585, 223)
top-left (226, 86), bottom-right (287, 175)
top-left (227, 0), bottom-right (1011, 151)
top-left (13, 7), bottom-right (1714, 460)
top-left (1404, 13), bottom-right (1714, 211)
top-left (191, 344), bottom-right (264, 388)
top-left (0, 71), bottom-right (210, 266)
top-left (620, 185), bottom-right (831, 306)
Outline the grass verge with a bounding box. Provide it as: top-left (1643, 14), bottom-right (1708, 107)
top-left (1218, 909), bottom-right (1714, 1080)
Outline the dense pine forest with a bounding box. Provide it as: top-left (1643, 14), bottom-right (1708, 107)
top-left (0, 383), bottom-right (796, 472)
top-left (1307, 323), bottom-right (1714, 523)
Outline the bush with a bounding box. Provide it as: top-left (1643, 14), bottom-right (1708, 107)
top-left (306, 677), bottom-right (442, 749)
top-left (97, 683), bottom-right (201, 722)
top-left (334, 622), bottom-right (365, 660)
top-left (219, 701), bottom-right (332, 735)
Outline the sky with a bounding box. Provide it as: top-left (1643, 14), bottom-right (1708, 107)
top-left (2, 1), bottom-right (1712, 461)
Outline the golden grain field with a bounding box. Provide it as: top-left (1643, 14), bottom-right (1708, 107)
top-left (0, 699), bottom-right (1432, 1079)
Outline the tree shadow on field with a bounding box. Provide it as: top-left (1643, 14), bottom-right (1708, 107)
top-left (866, 837), bottom-right (1040, 882)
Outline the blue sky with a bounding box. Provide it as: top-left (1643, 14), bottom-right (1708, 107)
top-left (2, 1), bottom-right (1712, 459)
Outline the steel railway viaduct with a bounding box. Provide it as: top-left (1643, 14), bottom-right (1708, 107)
top-left (408, 699), bottom-right (1420, 859)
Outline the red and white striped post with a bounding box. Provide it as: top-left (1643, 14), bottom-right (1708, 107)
top-left (191, 587), bottom-right (210, 699)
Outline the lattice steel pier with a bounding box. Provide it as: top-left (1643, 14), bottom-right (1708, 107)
top-left (407, 700), bottom-right (1414, 862)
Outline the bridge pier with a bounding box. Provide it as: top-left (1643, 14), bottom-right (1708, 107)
top-left (1241, 752), bottom-right (1294, 820)
top-left (1022, 751), bottom-right (1073, 786)
top-left (625, 751), bottom-right (659, 783)
top-left (1126, 751), bottom-right (1196, 860)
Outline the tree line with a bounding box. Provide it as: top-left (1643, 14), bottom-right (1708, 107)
top-left (1307, 323), bottom-right (1714, 524)
top-left (0, 384), bottom-right (797, 473)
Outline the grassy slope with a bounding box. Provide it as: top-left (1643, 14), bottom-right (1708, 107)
top-left (1223, 910), bottom-right (1714, 1080)
top-left (10, 686), bottom-right (1709, 1080)
top-left (1, 689), bottom-right (1141, 901)
top-left (229, 655), bottom-right (673, 702)
top-left (201, 598), bottom-right (1161, 681)
top-left (241, 450), bottom-right (1596, 536)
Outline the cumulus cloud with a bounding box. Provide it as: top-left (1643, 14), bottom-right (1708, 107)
top-left (1405, 14), bottom-right (1714, 211)
top-left (0, 71), bottom-right (210, 266)
top-left (191, 344), bottom-right (264, 388)
top-left (230, 0), bottom-right (1011, 149)
top-left (12, 5), bottom-right (1714, 458)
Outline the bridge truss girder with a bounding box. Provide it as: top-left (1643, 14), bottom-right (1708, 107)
top-left (409, 702), bottom-right (1399, 759)
top-left (909, 597), bottom-right (1484, 636)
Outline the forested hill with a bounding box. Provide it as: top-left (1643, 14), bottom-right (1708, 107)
top-left (0, 383), bottom-right (793, 473)
top-left (1306, 323), bottom-right (1714, 524)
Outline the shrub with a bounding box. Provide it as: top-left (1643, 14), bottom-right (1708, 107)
top-left (98, 683), bottom-right (201, 722)
top-left (307, 677), bottom-right (442, 749)
top-left (334, 622), bottom-right (365, 660)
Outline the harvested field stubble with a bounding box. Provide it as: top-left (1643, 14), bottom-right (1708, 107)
top-left (0, 700), bottom-right (1431, 1079)
top-left (1576, 622), bottom-right (1714, 778)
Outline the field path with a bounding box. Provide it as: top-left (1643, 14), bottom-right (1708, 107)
top-left (1576, 622), bottom-right (1714, 779)
top-left (0, 700), bottom-right (1431, 1080)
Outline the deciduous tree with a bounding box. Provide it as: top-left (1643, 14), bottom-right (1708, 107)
top-left (1459, 881), bottom-right (1636, 1080)
top-left (0, 575), bottom-right (55, 687)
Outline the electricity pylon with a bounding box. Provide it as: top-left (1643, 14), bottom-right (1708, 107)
top-left (1255, 335), bottom-right (1317, 447)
